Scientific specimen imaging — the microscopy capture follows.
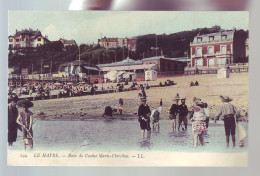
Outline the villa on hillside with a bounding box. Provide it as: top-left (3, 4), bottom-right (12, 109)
top-left (98, 37), bottom-right (137, 52)
top-left (8, 28), bottom-right (49, 54)
top-left (59, 38), bottom-right (77, 48)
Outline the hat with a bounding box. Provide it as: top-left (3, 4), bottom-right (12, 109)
top-left (181, 98), bottom-right (186, 101)
top-left (193, 97), bottom-right (203, 105)
top-left (220, 95), bottom-right (233, 102)
top-left (17, 99), bottom-right (34, 108)
top-left (173, 93), bottom-right (180, 100)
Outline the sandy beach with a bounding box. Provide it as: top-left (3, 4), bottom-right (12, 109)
top-left (29, 72), bottom-right (248, 121)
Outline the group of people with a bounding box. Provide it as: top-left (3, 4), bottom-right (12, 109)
top-left (190, 81), bottom-right (199, 86)
top-left (137, 93), bottom-right (241, 148)
top-left (159, 80), bottom-right (175, 87)
top-left (8, 96), bottom-right (34, 150)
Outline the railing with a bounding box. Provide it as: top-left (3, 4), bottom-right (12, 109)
top-left (184, 67), bottom-right (248, 75)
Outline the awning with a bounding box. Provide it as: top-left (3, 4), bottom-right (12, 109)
top-left (83, 66), bottom-right (99, 71)
top-left (100, 64), bottom-right (157, 72)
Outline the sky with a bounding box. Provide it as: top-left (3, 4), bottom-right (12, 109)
top-left (8, 11), bottom-right (248, 45)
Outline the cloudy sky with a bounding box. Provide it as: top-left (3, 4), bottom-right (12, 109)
top-left (8, 11), bottom-right (248, 44)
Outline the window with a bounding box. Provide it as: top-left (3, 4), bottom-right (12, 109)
top-left (221, 35), bottom-right (227, 40)
top-left (196, 48), bottom-right (202, 56)
top-left (9, 39), bottom-right (13, 42)
top-left (221, 46), bottom-right (227, 54)
top-left (9, 44), bottom-right (13, 49)
top-left (209, 36), bottom-right (214, 42)
top-left (16, 39), bottom-right (19, 42)
top-left (26, 38), bottom-right (29, 42)
top-left (195, 59), bottom-right (203, 66)
top-left (208, 47), bottom-right (214, 55)
top-left (197, 37), bottom-right (202, 42)
top-left (208, 58), bottom-right (214, 66)
top-left (37, 38), bottom-right (41, 41)
top-left (217, 58), bottom-right (226, 65)
top-left (21, 38), bottom-right (24, 41)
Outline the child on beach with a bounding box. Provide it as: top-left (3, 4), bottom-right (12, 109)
top-left (190, 97), bottom-right (207, 148)
top-left (151, 108), bottom-right (160, 131)
top-left (16, 99), bottom-right (34, 150)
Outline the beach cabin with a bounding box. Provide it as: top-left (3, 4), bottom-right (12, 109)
top-left (145, 70), bottom-right (157, 81)
top-left (217, 67), bottom-right (230, 78)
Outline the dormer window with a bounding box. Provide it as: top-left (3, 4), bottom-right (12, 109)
top-left (197, 37), bottom-right (202, 42)
top-left (221, 35), bottom-right (227, 40)
top-left (209, 36), bottom-right (214, 42)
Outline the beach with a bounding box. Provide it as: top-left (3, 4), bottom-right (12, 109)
top-left (28, 72), bottom-right (248, 121)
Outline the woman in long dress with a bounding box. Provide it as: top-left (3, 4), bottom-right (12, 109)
top-left (16, 99), bottom-right (34, 150)
top-left (8, 96), bottom-right (19, 146)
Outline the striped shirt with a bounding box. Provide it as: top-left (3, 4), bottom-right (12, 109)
top-left (214, 103), bottom-right (239, 119)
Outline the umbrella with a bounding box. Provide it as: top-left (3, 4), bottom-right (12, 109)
top-left (54, 83), bottom-right (62, 86)
top-left (17, 99), bottom-right (34, 108)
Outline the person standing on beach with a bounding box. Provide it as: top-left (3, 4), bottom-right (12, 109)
top-left (178, 98), bottom-right (189, 131)
top-left (8, 95), bottom-right (19, 146)
top-left (138, 98), bottom-right (151, 139)
top-left (214, 96), bottom-right (240, 147)
top-left (118, 98), bottom-right (124, 115)
top-left (151, 108), bottom-right (160, 131)
top-left (158, 99), bottom-right (163, 113)
top-left (16, 99), bottom-right (34, 150)
top-left (169, 94), bottom-right (180, 131)
top-left (190, 97), bottom-right (207, 148)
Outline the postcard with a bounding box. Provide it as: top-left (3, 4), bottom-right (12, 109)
top-left (7, 11), bottom-right (248, 166)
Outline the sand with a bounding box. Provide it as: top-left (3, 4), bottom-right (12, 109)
top-left (29, 72), bottom-right (248, 121)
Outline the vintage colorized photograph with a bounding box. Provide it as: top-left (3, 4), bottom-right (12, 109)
top-left (7, 11), bottom-right (248, 166)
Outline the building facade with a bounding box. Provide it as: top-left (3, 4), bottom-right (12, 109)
top-left (98, 37), bottom-right (137, 51)
top-left (59, 38), bottom-right (77, 47)
top-left (142, 56), bottom-right (188, 74)
top-left (190, 29), bottom-right (246, 67)
top-left (8, 28), bottom-right (49, 53)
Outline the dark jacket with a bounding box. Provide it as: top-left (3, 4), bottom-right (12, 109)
top-left (138, 104), bottom-right (151, 123)
top-left (169, 104), bottom-right (178, 115)
top-left (8, 105), bottom-right (18, 142)
top-left (178, 104), bottom-right (188, 116)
